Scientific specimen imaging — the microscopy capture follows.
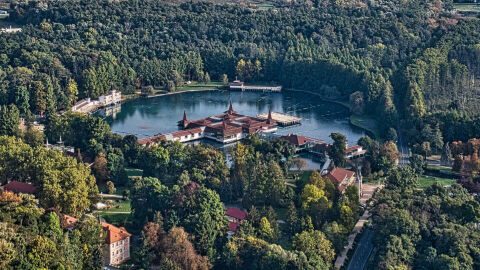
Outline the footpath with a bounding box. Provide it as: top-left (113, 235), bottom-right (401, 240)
top-left (334, 184), bottom-right (382, 269)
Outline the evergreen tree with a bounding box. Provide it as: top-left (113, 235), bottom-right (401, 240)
top-left (441, 142), bottom-right (452, 166)
top-left (0, 104), bottom-right (20, 136)
top-left (286, 202), bottom-right (299, 236)
top-left (329, 133), bottom-right (347, 167)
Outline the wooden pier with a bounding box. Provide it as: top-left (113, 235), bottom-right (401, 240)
top-left (229, 80), bottom-right (282, 92)
top-left (241, 85), bottom-right (282, 92)
top-left (257, 112), bottom-right (302, 126)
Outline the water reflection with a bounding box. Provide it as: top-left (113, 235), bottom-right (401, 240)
top-left (100, 90), bottom-right (365, 144)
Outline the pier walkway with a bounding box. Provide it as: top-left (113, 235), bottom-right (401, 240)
top-left (257, 112), bottom-right (301, 126)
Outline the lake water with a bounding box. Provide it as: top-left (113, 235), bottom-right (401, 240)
top-left (102, 90), bottom-right (365, 144)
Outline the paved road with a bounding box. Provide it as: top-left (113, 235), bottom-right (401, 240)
top-left (334, 184), bottom-right (381, 269)
top-left (347, 227), bottom-right (375, 270)
top-left (396, 124), bottom-right (410, 167)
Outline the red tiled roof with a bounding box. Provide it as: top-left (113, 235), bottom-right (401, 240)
top-left (228, 221), bottom-right (238, 232)
top-left (313, 143), bottom-right (330, 151)
top-left (229, 82), bottom-right (244, 86)
top-left (346, 145), bottom-right (362, 152)
top-left (62, 214), bottom-right (78, 229)
top-left (1, 181), bottom-right (37, 194)
top-left (338, 184), bottom-right (348, 193)
top-left (138, 135), bottom-right (167, 145)
top-left (60, 215), bottom-right (131, 244)
top-left (326, 168), bottom-right (355, 185)
top-left (280, 134), bottom-right (315, 146)
top-left (226, 207), bottom-right (247, 220)
top-left (138, 137), bottom-right (154, 145)
top-left (102, 222), bottom-right (132, 244)
top-left (172, 127), bottom-right (204, 138)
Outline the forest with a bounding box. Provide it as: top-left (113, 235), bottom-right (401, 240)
top-left (1, 0), bottom-right (480, 269)
top-left (0, 0), bottom-right (478, 141)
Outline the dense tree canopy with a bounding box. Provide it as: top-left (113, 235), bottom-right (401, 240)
top-left (0, 136), bottom-right (98, 217)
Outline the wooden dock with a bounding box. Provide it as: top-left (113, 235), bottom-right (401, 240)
top-left (257, 112), bottom-right (302, 126)
top-left (242, 85), bottom-right (282, 92)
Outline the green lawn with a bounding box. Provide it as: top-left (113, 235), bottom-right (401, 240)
top-left (126, 168), bottom-right (143, 177)
top-left (94, 212), bottom-right (133, 229)
top-left (417, 175), bottom-right (455, 189)
top-left (454, 3), bottom-right (480, 11)
top-left (97, 198), bottom-right (131, 213)
top-left (176, 81), bottom-right (224, 91)
top-left (287, 170), bottom-right (313, 186)
top-left (350, 114), bottom-right (381, 139)
top-left (426, 165), bottom-right (452, 172)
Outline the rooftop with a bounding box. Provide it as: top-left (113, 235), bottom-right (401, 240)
top-left (102, 222), bottom-right (132, 244)
top-left (326, 168), bottom-right (355, 185)
top-left (228, 221), bottom-right (239, 232)
top-left (280, 134), bottom-right (317, 146)
top-left (1, 181), bottom-right (37, 194)
top-left (61, 215), bottom-right (131, 243)
top-left (346, 145), bottom-right (362, 152)
top-left (226, 207), bottom-right (247, 220)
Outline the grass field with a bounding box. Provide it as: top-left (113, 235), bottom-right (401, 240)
top-left (454, 3), bottom-right (480, 12)
top-left (288, 170), bottom-right (313, 185)
top-left (418, 175), bottom-right (455, 189)
top-left (94, 212), bottom-right (133, 228)
top-left (176, 81), bottom-right (224, 91)
top-left (126, 168), bottom-right (143, 177)
top-left (350, 114), bottom-right (381, 139)
top-left (426, 165), bottom-right (452, 172)
top-left (97, 198), bottom-right (131, 213)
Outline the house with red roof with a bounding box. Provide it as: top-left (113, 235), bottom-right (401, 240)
top-left (226, 207), bottom-right (248, 238)
top-left (61, 215), bottom-right (131, 266)
top-left (280, 134), bottom-right (327, 152)
top-left (102, 222), bottom-right (131, 265)
top-left (226, 207), bottom-right (247, 222)
top-left (1, 181), bottom-right (37, 194)
top-left (229, 80), bottom-right (244, 90)
top-left (326, 168), bottom-right (356, 194)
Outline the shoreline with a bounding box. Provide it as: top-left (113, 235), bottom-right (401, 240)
top-left (284, 88), bottom-right (351, 110)
top-left (112, 87), bottom-right (378, 139)
top-left (146, 87), bottom-right (223, 98)
top-left (285, 88), bottom-right (378, 139)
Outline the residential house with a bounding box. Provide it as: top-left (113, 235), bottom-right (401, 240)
top-left (326, 168), bottom-right (356, 194)
top-left (226, 207), bottom-right (247, 238)
top-left (103, 222), bottom-right (131, 265)
top-left (1, 181), bottom-right (37, 194)
top-left (61, 215), bottom-right (131, 266)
